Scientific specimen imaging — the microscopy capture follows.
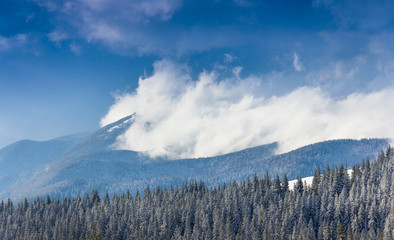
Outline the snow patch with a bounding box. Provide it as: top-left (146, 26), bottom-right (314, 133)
top-left (288, 169), bottom-right (353, 190)
top-left (107, 125), bottom-right (121, 133)
top-left (107, 117), bottom-right (134, 133)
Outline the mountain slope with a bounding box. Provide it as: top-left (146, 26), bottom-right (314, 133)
top-left (0, 132), bottom-right (91, 193)
top-left (0, 132), bottom-right (90, 176)
top-left (0, 136), bottom-right (388, 201)
top-left (0, 115), bottom-right (390, 201)
top-left (259, 138), bottom-right (388, 178)
top-left (1, 143), bottom-right (278, 201)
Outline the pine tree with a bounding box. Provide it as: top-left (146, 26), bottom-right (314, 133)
top-left (295, 177), bottom-right (304, 196)
top-left (87, 224), bottom-right (102, 240)
top-left (311, 168), bottom-right (321, 194)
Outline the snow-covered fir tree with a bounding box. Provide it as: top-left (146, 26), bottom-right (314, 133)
top-left (0, 147), bottom-right (392, 239)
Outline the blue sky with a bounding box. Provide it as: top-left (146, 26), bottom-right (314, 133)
top-left (1, 0), bottom-right (394, 152)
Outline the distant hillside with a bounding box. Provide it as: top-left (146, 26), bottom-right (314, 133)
top-left (0, 133), bottom-right (90, 176)
top-left (0, 132), bottom-right (91, 194)
top-left (259, 139), bottom-right (389, 179)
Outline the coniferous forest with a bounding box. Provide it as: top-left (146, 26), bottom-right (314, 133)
top-left (0, 148), bottom-right (392, 240)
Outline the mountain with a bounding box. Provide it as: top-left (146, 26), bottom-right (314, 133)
top-left (0, 132), bottom-right (91, 176)
top-left (0, 115), bottom-right (390, 202)
top-left (0, 132), bottom-right (91, 194)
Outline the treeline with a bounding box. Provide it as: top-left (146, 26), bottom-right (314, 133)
top-left (0, 148), bottom-right (392, 240)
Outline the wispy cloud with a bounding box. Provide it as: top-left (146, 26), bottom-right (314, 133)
top-left (0, 34), bottom-right (27, 52)
top-left (69, 43), bottom-right (81, 55)
top-left (47, 30), bottom-right (67, 46)
top-left (224, 53), bottom-right (235, 63)
top-left (312, 0), bottom-right (394, 30)
top-left (293, 51), bottom-right (305, 72)
top-left (85, 22), bottom-right (123, 44)
top-left (102, 60), bottom-right (394, 159)
top-left (29, 0), bottom-right (394, 70)
top-left (36, 0), bottom-right (183, 49)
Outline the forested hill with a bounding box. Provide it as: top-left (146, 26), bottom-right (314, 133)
top-left (1, 147), bottom-right (392, 240)
top-left (0, 137), bottom-right (388, 202)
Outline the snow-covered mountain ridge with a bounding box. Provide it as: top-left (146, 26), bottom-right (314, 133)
top-left (0, 115), bottom-right (390, 202)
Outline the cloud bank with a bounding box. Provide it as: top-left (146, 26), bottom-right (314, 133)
top-left (101, 60), bottom-right (394, 159)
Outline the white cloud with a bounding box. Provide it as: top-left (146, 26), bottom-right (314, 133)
top-left (69, 43), bottom-right (81, 55)
top-left (293, 51), bottom-right (305, 72)
top-left (0, 34), bottom-right (27, 51)
top-left (85, 22), bottom-right (123, 44)
top-left (224, 53), bottom-right (235, 63)
top-left (47, 30), bottom-right (67, 45)
top-left (305, 60), bottom-right (363, 91)
top-left (136, 0), bottom-right (182, 20)
top-left (37, 0), bottom-right (183, 47)
top-left (346, 66), bottom-right (359, 78)
top-left (102, 60), bottom-right (394, 159)
top-left (333, 61), bottom-right (358, 79)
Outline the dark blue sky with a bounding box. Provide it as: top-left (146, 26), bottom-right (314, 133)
top-left (1, 0), bottom-right (394, 146)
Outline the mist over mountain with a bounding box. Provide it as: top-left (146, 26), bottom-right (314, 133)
top-left (0, 115), bottom-right (389, 202)
top-left (101, 60), bottom-right (394, 160)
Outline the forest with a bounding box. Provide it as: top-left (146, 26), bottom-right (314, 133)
top-left (0, 148), bottom-right (392, 240)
